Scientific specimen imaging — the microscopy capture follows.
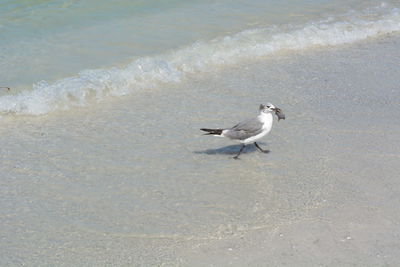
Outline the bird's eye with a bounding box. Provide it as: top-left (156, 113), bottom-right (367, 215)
top-left (266, 105), bottom-right (270, 108)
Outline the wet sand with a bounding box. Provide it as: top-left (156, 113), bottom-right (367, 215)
top-left (1, 34), bottom-right (400, 266)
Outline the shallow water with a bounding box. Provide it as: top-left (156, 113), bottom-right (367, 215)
top-left (1, 1), bottom-right (400, 265)
top-left (0, 0), bottom-right (399, 114)
top-left (2, 34), bottom-right (400, 265)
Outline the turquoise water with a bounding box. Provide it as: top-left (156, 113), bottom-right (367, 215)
top-left (0, 0), bottom-right (399, 114)
top-left (1, 2), bottom-right (400, 265)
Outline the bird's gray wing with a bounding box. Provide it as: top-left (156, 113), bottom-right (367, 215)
top-left (224, 117), bottom-right (263, 140)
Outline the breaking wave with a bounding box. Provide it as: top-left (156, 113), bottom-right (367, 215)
top-left (1, 5), bottom-right (399, 115)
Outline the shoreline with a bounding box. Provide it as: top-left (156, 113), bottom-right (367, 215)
top-left (1, 34), bottom-right (400, 266)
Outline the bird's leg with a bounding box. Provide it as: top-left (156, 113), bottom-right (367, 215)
top-left (254, 142), bottom-right (269, 153)
top-left (233, 144), bottom-right (246, 159)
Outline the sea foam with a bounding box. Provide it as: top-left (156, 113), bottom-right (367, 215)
top-left (1, 6), bottom-right (399, 115)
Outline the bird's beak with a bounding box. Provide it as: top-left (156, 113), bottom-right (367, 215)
top-left (274, 107), bottom-right (285, 121)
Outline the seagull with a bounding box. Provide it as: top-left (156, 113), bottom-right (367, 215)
top-left (201, 103), bottom-right (285, 159)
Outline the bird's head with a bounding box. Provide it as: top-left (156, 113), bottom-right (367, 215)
top-left (259, 103), bottom-right (276, 113)
top-left (259, 103), bottom-right (285, 121)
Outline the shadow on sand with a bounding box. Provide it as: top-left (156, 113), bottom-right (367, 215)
top-left (194, 143), bottom-right (269, 156)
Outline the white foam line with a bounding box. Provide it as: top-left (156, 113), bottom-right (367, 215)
top-left (1, 6), bottom-right (399, 115)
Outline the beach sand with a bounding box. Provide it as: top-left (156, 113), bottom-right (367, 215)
top-left (1, 34), bottom-right (400, 266)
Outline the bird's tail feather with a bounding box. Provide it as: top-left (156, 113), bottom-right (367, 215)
top-left (200, 128), bottom-right (223, 135)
